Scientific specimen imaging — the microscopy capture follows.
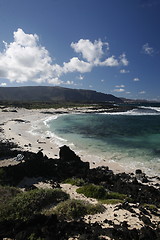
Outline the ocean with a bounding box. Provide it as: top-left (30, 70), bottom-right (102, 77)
top-left (33, 104), bottom-right (160, 177)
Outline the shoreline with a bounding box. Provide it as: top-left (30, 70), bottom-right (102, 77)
top-left (0, 107), bottom-right (134, 174)
top-left (0, 106), bottom-right (159, 177)
top-left (0, 107), bottom-right (160, 239)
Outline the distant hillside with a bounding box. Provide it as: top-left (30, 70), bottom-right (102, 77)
top-left (0, 86), bottom-right (123, 103)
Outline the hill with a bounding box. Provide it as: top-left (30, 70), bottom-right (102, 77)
top-left (0, 86), bottom-right (123, 103)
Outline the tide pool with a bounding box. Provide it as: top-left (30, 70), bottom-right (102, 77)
top-left (45, 110), bottom-right (160, 176)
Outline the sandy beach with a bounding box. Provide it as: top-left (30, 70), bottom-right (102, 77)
top-left (0, 106), bottom-right (128, 173)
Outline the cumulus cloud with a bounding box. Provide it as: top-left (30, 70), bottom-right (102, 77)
top-left (133, 78), bottom-right (140, 81)
top-left (0, 28), bottom-right (62, 84)
top-left (0, 29), bottom-right (129, 85)
top-left (63, 57), bottom-right (92, 73)
top-left (142, 43), bottom-right (154, 55)
top-left (100, 56), bottom-right (119, 67)
top-left (99, 54), bottom-right (128, 67)
top-left (71, 39), bottom-right (103, 62)
top-left (71, 39), bottom-right (109, 63)
top-left (71, 39), bottom-right (128, 68)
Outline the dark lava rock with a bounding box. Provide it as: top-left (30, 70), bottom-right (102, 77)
top-left (0, 145), bottom-right (89, 185)
top-left (135, 169), bottom-right (142, 174)
top-left (141, 215), bottom-right (152, 225)
top-left (59, 145), bottom-right (81, 162)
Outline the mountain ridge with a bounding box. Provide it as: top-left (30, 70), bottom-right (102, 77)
top-left (0, 86), bottom-right (123, 103)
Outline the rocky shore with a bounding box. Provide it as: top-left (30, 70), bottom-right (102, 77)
top-left (0, 106), bottom-right (159, 240)
top-left (0, 140), bottom-right (159, 240)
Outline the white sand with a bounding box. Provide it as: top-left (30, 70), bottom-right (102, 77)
top-left (0, 107), bottom-right (129, 173)
top-left (1, 108), bottom-right (60, 159)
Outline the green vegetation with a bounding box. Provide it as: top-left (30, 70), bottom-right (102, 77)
top-left (99, 199), bottom-right (124, 205)
top-left (47, 199), bottom-right (105, 220)
top-left (105, 191), bottom-right (127, 200)
top-left (63, 177), bottom-right (86, 186)
top-left (0, 185), bottom-right (21, 206)
top-left (143, 204), bottom-right (158, 211)
top-left (76, 184), bottom-right (106, 199)
top-left (76, 184), bottom-right (128, 203)
top-left (0, 188), bottom-right (69, 221)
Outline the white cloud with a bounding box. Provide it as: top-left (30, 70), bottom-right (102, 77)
top-left (13, 28), bottom-right (39, 47)
top-left (64, 80), bottom-right (76, 85)
top-left (0, 82), bottom-right (7, 86)
top-left (63, 57), bottom-right (92, 73)
top-left (119, 54), bottom-right (129, 66)
top-left (139, 91), bottom-right (146, 94)
top-left (126, 91), bottom-right (131, 94)
top-left (99, 54), bottom-right (129, 67)
top-left (114, 88), bottom-right (125, 92)
top-left (120, 69), bottom-right (130, 74)
top-left (115, 84), bottom-right (125, 88)
top-left (100, 56), bottom-right (119, 67)
top-left (71, 39), bottom-right (128, 68)
top-left (142, 43), bottom-right (154, 55)
top-left (47, 78), bottom-right (62, 85)
top-left (71, 39), bottom-right (109, 63)
top-left (0, 28), bottom-right (62, 84)
top-left (133, 78), bottom-right (140, 81)
top-left (0, 29), bottom-right (129, 85)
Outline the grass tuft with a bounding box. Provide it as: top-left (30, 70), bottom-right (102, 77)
top-left (47, 199), bottom-right (105, 220)
top-left (63, 178), bottom-right (86, 186)
top-left (76, 184), bottom-right (106, 199)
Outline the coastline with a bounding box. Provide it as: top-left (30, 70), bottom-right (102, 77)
top-left (0, 106), bottom-right (160, 240)
top-left (0, 106), bottom-right (160, 177)
top-left (0, 106), bottom-right (131, 173)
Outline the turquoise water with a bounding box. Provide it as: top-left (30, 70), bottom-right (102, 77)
top-left (45, 107), bottom-right (160, 176)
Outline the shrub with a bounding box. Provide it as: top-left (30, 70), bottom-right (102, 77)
top-left (63, 177), bottom-right (86, 186)
top-left (76, 184), bottom-right (128, 202)
top-left (0, 185), bottom-right (21, 205)
top-left (0, 188), bottom-right (69, 221)
top-left (106, 192), bottom-right (127, 200)
top-left (85, 203), bottom-right (105, 215)
top-left (143, 204), bottom-right (158, 211)
top-left (51, 199), bottom-right (105, 220)
top-left (76, 184), bottom-right (106, 199)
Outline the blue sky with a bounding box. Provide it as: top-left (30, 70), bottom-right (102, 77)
top-left (0, 0), bottom-right (160, 100)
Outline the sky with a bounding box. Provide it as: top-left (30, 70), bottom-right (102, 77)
top-left (0, 0), bottom-right (160, 100)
